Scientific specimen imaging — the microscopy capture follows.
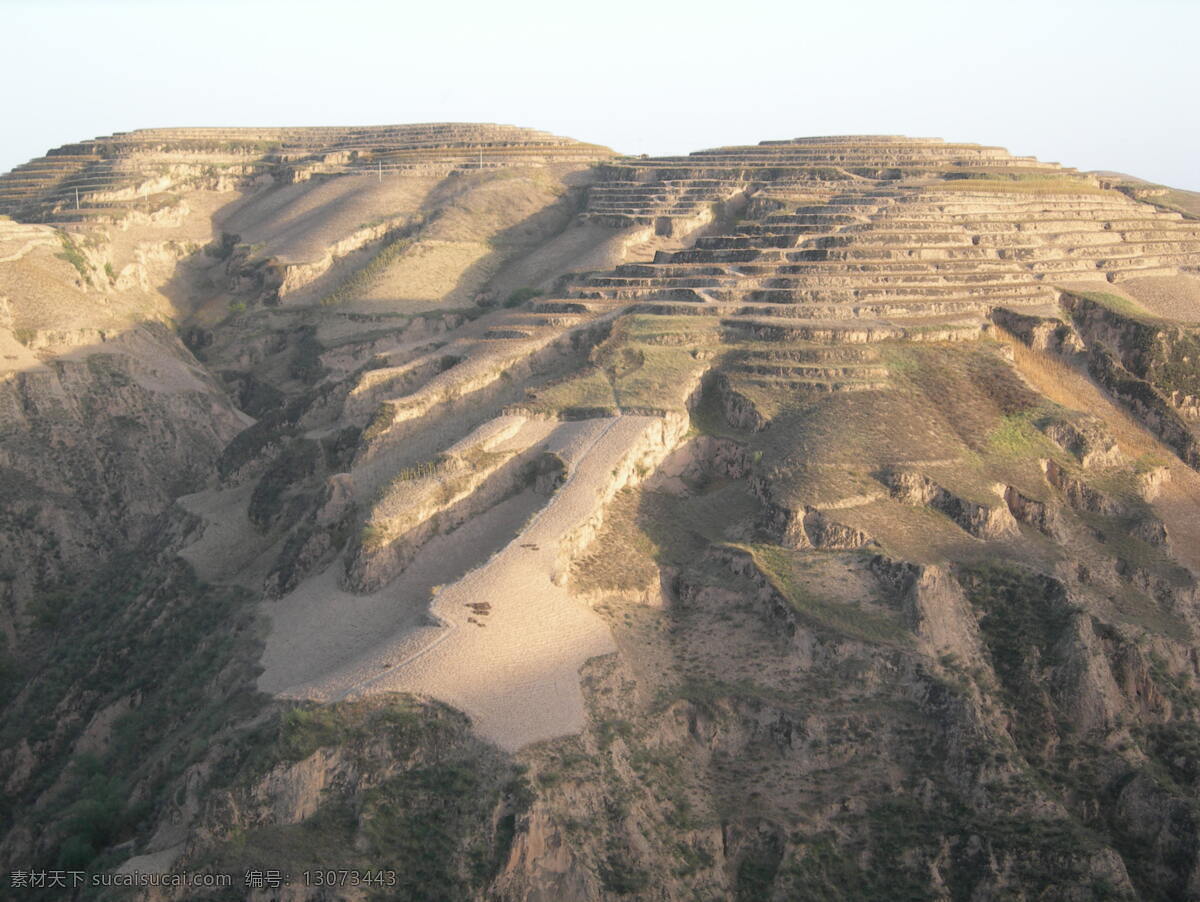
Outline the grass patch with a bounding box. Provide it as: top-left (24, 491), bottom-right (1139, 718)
top-left (1065, 288), bottom-right (1159, 323)
top-left (942, 169), bottom-right (1082, 183)
top-left (55, 230), bottom-right (91, 285)
top-left (983, 404), bottom-right (1068, 467)
top-left (613, 346), bottom-right (706, 409)
top-left (986, 412), bottom-right (1043, 457)
top-left (528, 365), bottom-right (617, 412)
top-left (737, 543), bottom-right (909, 645)
top-left (320, 233), bottom-right (414, 306)
top-left (530, 314), bottom-right (714, 414)
top-left (659, 677), bottom-right (799, 713)
top-left (504, 286), bottom-right (541, 308)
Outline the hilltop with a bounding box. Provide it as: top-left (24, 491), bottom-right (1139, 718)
top-left (2, 125), bottom-right (1200, 900)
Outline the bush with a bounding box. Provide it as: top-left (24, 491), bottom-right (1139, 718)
top-left (55, 232), bottom-right (91, 285)
top-left (56, 756), bottom-right (129, 868)
top-left (504, 286), bottom-right (541, 308)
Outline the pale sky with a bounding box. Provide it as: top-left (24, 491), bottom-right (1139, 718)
top-left (4, 0), bottom-right (1198, 189)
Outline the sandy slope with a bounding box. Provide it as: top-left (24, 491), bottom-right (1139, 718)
top-left (258, 488), bottom-right (547, 694)
top-left (336, 418), bottom-right (657, 751)
top-left (262, 416), bottom-right (664, 751)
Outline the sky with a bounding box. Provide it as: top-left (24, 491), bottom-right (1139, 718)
top-left (4, 0), bottom-right (1198, 189)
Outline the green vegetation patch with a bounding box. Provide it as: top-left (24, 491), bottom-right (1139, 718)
top-left (503, 286), bottom-right (541, 308)
top-left (55, 230), bottom-right (91, 285)
top-left (658, 676), bottom-right (800, 714)
top-left (737, 544), bottom-right (909, 645)
top-left (1143, 329), bottom-right (1200, 399)
top-left (1067, 289), bottom-right (1160, 323)
top-left (759, 341), bottom-right (1053, 509)
top-left (983, 404), bottom-right (1073, 477)
top-left (320, 233), bottom-right (415, 306)
top-left (611, 345), bottom-right (706, 409)
top-left (1124, 185), bottom-right (1200, 219)
top-left (527, 365), bottom-right (617, 412)
top-left (943, 169), bottom-right (1086, 183)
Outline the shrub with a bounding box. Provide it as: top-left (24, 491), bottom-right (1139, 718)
top-left (55, 756), bottom-right (130, 868)
top-left (504, 286), bottom-right (541, 308)
top-left (55, 231), bottom-right (91, 285)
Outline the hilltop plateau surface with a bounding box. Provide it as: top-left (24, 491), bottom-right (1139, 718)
top-left (3, 125), bottom-right (1200, 900)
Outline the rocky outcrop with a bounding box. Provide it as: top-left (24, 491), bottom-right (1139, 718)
top-left (882, 469), bottom-right (1019, 539)
top-left (1003, 485), bottom-right (1057, 534)
top-left (901, 563), bottom-right (989, 664)
top-left (133, 696), bottom-right (523, 902)
top-left (1040, 458), bottom-right (1125, 516)
top-left (1039, 414), bottom-right (1124, 469)
top-left (1086, 343), bottom-right (1200, 469)
top-left (491, 803), bottom-right (601, 902)
top-left (712, 372), bottom-right (768, 431)
top-left (991, 306), bottom-right (1084, 353)
top-left (646, 434), bottom-right (753, 490)
top-left (767, 504), bottom-right (876, 550)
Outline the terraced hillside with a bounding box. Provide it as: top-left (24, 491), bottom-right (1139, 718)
top-left (3, 130), bottom-right (1200, 901)
top-left (0, 123), bottom-right (609, 222)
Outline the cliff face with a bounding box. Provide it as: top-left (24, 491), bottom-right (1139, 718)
top-left (4, 128), bottom-right (1200, 901)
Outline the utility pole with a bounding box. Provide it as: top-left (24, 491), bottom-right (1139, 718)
top-left (75, 187), bottom-right (79, 210)
top-left (378, 160), bottom-right (382, 183)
